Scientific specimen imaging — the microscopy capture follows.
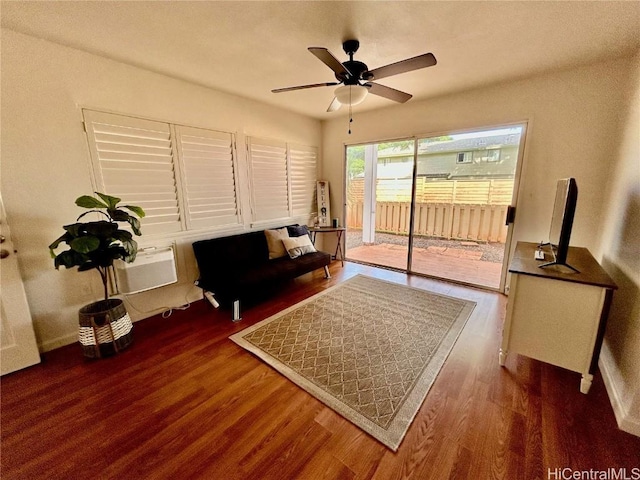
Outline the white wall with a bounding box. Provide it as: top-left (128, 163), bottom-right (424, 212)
top-left (1, 29), bottom-right (321, 351)
top-left (596, 52), bottom-right (640, 436)
top-left (322, 54), bottom-right (639, 434)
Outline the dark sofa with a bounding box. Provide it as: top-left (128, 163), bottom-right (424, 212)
top-left (192, 226), bottom-right (331, 320)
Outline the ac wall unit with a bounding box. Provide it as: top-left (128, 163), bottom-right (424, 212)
top-left (115, 246), bottom-right (178, 294)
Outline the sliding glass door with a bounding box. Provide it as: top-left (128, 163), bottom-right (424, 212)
top-left (345, 124), bottom-right (526, 291)
top-left (410, 126), bottom-right (525, 289)
top-left (345, 140), bottom-right (415, 271)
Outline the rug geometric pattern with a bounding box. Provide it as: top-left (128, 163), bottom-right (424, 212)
top-left (230, 274), bottom-right (476, 450)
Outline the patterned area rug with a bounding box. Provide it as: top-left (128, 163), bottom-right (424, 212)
top-left (229, 274), bottom-right (476, 450)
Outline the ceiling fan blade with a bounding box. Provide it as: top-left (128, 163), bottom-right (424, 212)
top-left (308, 47), bottom-right (352, 78)
top-left (327, 97), bottom-right (341, 112)
top-left (272, 82), bottom-right (339, 93)
top-left (365, 82), bottom-right (412, 103)
top-left (366, 53), bottom-right (437, 81)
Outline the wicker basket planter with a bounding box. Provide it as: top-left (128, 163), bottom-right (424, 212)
top-left (78, 299), bottom-right (133, 358)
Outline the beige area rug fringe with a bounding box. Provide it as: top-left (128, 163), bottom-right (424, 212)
top-left (229, 274), bottom-right (476, 450)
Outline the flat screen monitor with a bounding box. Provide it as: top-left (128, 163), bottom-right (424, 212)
top-left (541, 178), bottom-right (578, 271)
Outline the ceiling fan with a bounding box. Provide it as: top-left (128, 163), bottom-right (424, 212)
top-left (272, 39), bottom-right (437, 112)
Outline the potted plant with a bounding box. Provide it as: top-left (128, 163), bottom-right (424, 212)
top-left (49, 192), bottom-right (145, 358)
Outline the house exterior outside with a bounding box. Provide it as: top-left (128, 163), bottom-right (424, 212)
top-left (374, 132), bottom-right (521, 181)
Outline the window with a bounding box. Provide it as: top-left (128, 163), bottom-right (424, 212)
top-left (473, 148), bottom-right (501, 163)
top-left (83, 109), bottom-right (240, 235)
top-left (175, 125), bottom-right (240, 230)
top-left (487, 148), bottom-right (501, 162)
top-left (289, 144), bottom-right (318, 216)
top-left (247, 137), bottom-right (317, 223)
top-left (456, 152), bottom-right (472, 164)
top-left (83, 110), bottom-right (183, 235)
top-left (247, 137), bottom-right (289, 222)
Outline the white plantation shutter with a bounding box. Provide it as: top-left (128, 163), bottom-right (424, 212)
top-left (248, 137), bottom-right (290, 222)
top-left (83, 109), bottom-right (318, 234)
top-left (175, 125), bottom-right (240, 230)
top-left (83, 110), bottom-right (183, 235)
top-left (289, 144), bottom-right (318, 216)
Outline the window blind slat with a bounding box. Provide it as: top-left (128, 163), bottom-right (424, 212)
top-left (96, 153), bottom-right (173, 164)
top-left (101, 170), bottom-right (177, 186)
top-left (95, 143), bottom-right (172, 157)
top-left (99, 160), bottom-right (175, 172)
top-left (105, 187), bottom-right (177, 197)
top-left (93, 132), bottom-right (171, 150)
top-left (91, 123), bottom-right (170, 140)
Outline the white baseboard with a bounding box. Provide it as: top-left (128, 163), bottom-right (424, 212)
top-left (619, 411), bottom-right (640, 437)
top-left (38, 315), bottom-right (149, 353)
top-left (37, 297), bottom-right (198, 354)
top-left (599, 342), bottom-right (640, 437)
top-left (39, 332), bottom-right (77, 353)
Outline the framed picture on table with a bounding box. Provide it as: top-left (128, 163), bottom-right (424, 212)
top-left (316, 181), bottom-right (330, 227)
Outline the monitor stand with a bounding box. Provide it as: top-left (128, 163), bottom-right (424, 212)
top-left (539, 260), bottom-right (580, 274)
top-left (537, 242), bottom-right (579, 273)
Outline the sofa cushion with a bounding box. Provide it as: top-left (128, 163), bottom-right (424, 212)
top-left (233, 251), bottom-right (330, 288)
top-left (264, 227), bottom-right (290, 259)
top-left (282, 235), bottom-right (317, 259)
top-left (192, 229), bottom-right (269, 271)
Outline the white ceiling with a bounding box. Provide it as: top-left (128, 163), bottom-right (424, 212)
top-left (2, 1), bottom-right (639, 120)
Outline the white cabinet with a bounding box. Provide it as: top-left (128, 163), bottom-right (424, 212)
top-left (500, 242), bottom-right (616, 393)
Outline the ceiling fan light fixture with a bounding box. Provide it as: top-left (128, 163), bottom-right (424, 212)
top-left (334, 85), bottom-right (368, 106)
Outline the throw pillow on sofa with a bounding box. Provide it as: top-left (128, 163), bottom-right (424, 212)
top-left (265, 227), bottom-right (290, 259)
top-left (282, 235), bottom-right (317, 259)
top-left (287, 225), bottom-right (310, 237)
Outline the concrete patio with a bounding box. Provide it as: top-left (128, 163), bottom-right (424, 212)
top-left (345, 231), bottom-right (504, 289)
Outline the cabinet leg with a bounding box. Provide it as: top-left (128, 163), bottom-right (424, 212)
top-left (498, 349), bottom-right (507, 367)
top-left (580, 373), bottom-right (593, 394)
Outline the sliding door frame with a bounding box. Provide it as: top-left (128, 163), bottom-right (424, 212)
top-left (343, 120), bottom-right (529, 293)
top-left (405, 142), bottom-right (420, 272)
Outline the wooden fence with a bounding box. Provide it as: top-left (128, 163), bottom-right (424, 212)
top-left (347, 178), bottom-right (514, 204)
top-left (347, 202), bottom-right (509, 243)
top-left (346, 179), bottom-right (513, 243)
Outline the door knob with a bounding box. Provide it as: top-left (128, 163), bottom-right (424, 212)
top-left (0, 235), bottom-right (5, 243)
top-left (0, 249), bottom-right (10, 259)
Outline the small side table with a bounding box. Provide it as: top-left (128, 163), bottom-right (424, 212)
top-left (309, 227), bottom-right (345, 266)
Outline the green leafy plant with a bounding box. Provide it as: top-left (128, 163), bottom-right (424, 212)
top-left (49, 192), bottom-right (145, 301)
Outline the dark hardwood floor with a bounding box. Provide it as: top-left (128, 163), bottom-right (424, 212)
top-left (2, 262), bottom-right (638, 479)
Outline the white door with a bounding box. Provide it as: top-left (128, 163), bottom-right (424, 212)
top-left (1, 194), bottom-right (40, 375)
